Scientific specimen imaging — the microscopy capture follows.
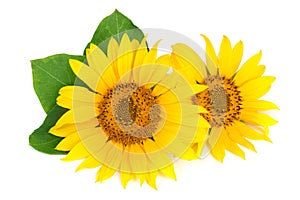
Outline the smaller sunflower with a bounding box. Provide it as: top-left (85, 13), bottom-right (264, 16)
top-left (171, 35), bottom-right (278, 162)
top-left (50, 34), bottom-right (205, 188)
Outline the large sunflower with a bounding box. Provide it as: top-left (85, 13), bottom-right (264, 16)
top-left (171, 35), bottom-right (278, 162)
top-left (49, 34), bottom-right (206, 189)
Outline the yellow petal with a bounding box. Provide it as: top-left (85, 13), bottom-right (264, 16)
top-left (158, 89), bottom-right (183, 105)
top-left (156, 54), bottom-right (171, 66)
top-left (172, 43), bottom-right (207, 78)
top-left (55, 132), bottom-right (80, 151)
top-left (59, 86), bottom-right (98, 102)
top-left (216, 36), bottom-right (244, 78)
top-left (133, 64), bottom-right (169, 86)
top-left (142, 139), bottom-right (160, 153)
top-left (210, 144), bottom-right (225, 162)
top-left (234, 51), bottom-right (264, 86)
top-left (49, 118), bottom-right (99, 137)
top-left (239, 76), bottom-right (276, 100)
top-left (145, 172), bottom-right (158, 190)
top-left (107, 37), bottom-right (119, 62)
top-left (242, 100), bottom-right (279, 111)
top-left (159, 164), bottom-right (176, 180)
top-left (172, 84), bottom-right (207, 99)
top-left (218, 36), bottom-right (233, 78)
top-left (54, 107), bottom-right (98, 129)
top-left (53, 109), bottom-right (75, 128)
top-left (56, 126), bottom-right (100, 152)
top-left (143, 40), bottom-right (161, 64)
top-left (223, 129), bottom-right (245, 159)
top-left (131, 39), bottom-right (140, 51)
top-left (230, 40), bottom-right (244, 76)
top-left (57, 86), bottom-right (101, 109)
top-left (233, 121), bottom-right (271, 142)
top-left (96, 165), bottom-right (116, 183)
top-left (226, 125), bottom-right (256, 152)
top-left (190, 142), bottom-right (203, 157)
top-left (107, 37), bottom-right (120, 79)
top-left (87, 43), bottom-right (109, 75)
top-left (151, 77), bottom-right (179, 98)
top-left (85, 47), bottom-right (91, 56)
top-left (129, 143), bottom-right (145, 154)
top-left (118, 34), bottom-right (131, 54)
top-left (121, 145), bottom-right (147, 173)
top-left (201, 34), bottom-right (218, 75)
top-left (207, 127), bottom-right (223, 150)
top-left (153, 122), bottom-right (177, 148)
top-left (180, 147), bottom-right (198, 160)
top-left (142, 141), bottom-right (173, 173)
top-left (133, 37), bottom-right (148, 67)
top-left (199, 116), bottom-right (211, 128)
top-left (166, 115), bottom-right (200, 127)
top-left (165, 104), bottom-right (202, 118)
top-left (62, 131), bottom-right (106, 161)
top-left (94, 143), bottom-right (123, 171)
top-left (210, 147), bottom-right (225, 162)
top-left (194, 127), bottom-right (209, 144)
top-left (56, 96), bottom-right (92, 109)
top-left (120, 172), bottom-right (135, 188)
top-left (61, 142), bottom-right (89, 161)
top-left (49, 123), bottom-right (77, 137)
top-left (171, 55), bottom-right (202, 84)
top-left (209, 127), bottom-right (226, 162)
top-left (138, 174), bottom-right (146, 186)
top-left (100, 65), bottom-right (118, 89)
top-left (69, 59), bottom-right (101, 91)
top-left (240, 110), bottom-right (278, 126)
top-left (76, 156), bottom-right (101, 172)
top-left (117, 34), bottom-right (133, 77)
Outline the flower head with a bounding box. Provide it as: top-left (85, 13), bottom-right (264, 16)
top-left (171, 35), bottom-right (278, 162)
top-left (50, 34), bottom-right (205, 188)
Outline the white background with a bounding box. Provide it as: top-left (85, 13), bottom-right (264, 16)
top-left (0, 0), bottom-right (298, 199)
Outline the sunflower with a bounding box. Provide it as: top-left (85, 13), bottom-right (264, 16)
top-left (171, 35), bottom-right (278, 162)
top-left (49, 34), bottom-right (206, 189)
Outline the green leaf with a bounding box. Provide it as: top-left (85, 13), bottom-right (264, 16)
top-left (31, 54), bottom-right (84, 113)
top-left (29, 105), bottom-right (68, 155)
top-left (30, 10), bottom-right (145, 155)
top-left (84, 9), bottom-right (145, 54)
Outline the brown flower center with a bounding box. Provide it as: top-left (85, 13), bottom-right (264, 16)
top-left (97, 83), bottom-right (161, 147)
top-left (195, 75), bottom-right (243, 127)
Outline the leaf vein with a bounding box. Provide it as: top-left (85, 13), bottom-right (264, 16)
top-left (31, 137), bottom-right (61, 146)
top-left (36, 64), bottom-right (68, 85)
